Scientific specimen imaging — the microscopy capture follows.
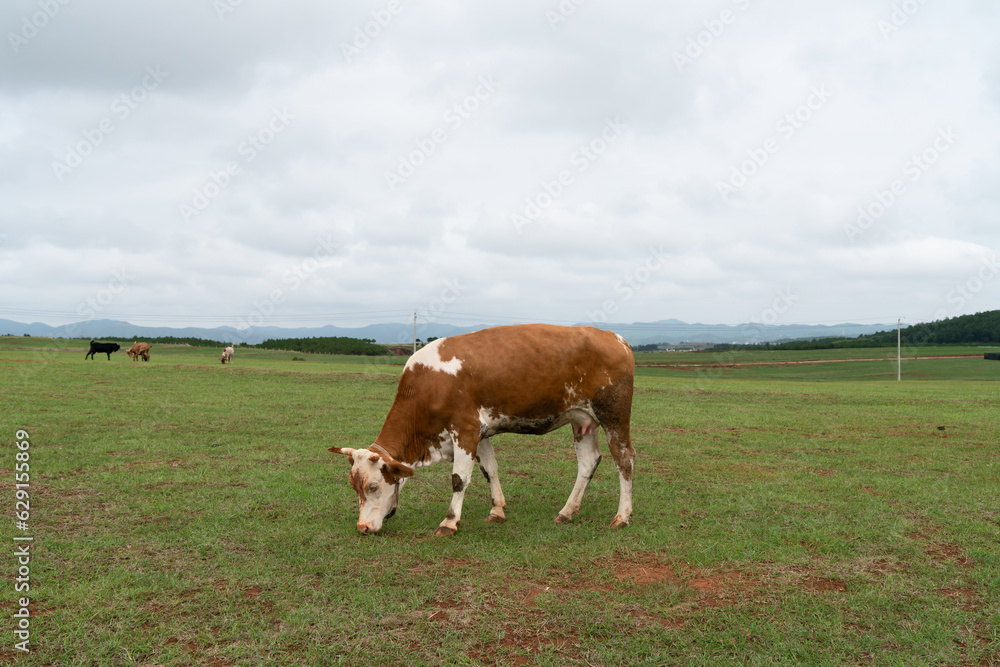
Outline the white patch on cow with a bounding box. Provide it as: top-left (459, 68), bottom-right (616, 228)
top-left (404, 337), bottom-right (463, 376)
top-left (478, 406), bottom-right (500, 429)
top-left (422, 428), bottom-right (457, 466)
top-left (478, 406), bottom-right (514, 439)
top-left (614, 333), bottom-right (630, 351)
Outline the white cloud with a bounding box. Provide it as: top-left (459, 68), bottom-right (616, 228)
top-left (2, 0), bottom-right (999, 330)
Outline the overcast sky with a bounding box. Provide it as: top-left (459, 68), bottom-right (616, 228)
top-left (2, 1), bottom-right (999, 334)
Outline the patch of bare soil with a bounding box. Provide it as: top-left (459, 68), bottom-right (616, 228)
top-left (939, 588), bottom-right (982, 612)
top-left (799, 576), bottom-right (849, 593)
top-left (611, 553), bottom-right (762, 610)
top-left (908, 531), bottom-right (975, 569)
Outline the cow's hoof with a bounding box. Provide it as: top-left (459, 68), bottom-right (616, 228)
top-left (434, 525), bottom-right (457, 537)
top-left (485, 514), bottom-right (505, 524)
top-left (610, 516), bottom-right (630, 529)
top-left (554, 513), bottom-right (573, 524)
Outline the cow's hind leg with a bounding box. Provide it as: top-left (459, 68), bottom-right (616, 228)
top-left (435, 442), bottom-right (476, 537)
top-left (605, 423), bottom-right (635, 528)
top-left (475, 437), bottom-right (506, 523)
top-left (555, 425), bottom-right (602, 524)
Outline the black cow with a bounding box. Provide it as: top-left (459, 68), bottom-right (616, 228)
top-left (85, 341), bottom-right (121, 360)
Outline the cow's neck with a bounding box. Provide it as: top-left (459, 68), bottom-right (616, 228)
top-left (373, 396), bottom-right (424, 466)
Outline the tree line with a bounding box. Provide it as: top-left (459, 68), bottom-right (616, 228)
top-left (67, 334), bottom-right (389, 355)
top-left (709, 310), bottom-right (1000, 351)
top-left (257, 336), bottom-right (389, 355)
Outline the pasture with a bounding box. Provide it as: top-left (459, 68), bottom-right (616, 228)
top-left (2, 337), bottom-right (998, 665)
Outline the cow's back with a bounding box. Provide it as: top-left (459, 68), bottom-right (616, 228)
top-left (385, 325), bottom-right (633, 448)
top-left (444, 325), bottom-right (631, 412)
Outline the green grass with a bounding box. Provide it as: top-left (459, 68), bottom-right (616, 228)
top-left (2, 338), bottom-right (999, 665)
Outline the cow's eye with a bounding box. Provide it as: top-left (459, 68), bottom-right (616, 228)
top-left (368, 483), bottom-right (379, 494)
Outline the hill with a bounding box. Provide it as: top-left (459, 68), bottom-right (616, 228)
top-left (0, 317), bottom-right (892, 347)
top-left (722, 310), bottom-right (1000, 350)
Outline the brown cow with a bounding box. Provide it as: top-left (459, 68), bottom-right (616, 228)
top-left (126, 342), bottom-right (151, 362)
top-left (329, 324), bottom-right (635, 536)
top-left (220, 346), bottom-right (234, 364)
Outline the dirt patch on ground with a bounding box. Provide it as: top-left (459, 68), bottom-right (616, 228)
top-left (614, 559), bottom-right (679, 586)
top-left (799, 576), bottom-right (849, 593)
top-left (907, 531), bottom-right (975, 569)
top-left (610, 553), bottom-right (762, 610)
top-left (939, 587), bottom-right (982, 612)
top-left (469, 621), bottom-right (576, 666)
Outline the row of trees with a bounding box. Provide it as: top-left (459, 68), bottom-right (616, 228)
top-left (257, 336), bottom-right (389, 356)
top-left (139, 336), bottom-right (233, 348)
top-left (709, 310), bottom-right (1000, 351)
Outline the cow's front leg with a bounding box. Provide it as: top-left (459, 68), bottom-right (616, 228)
top-left (475, 437), bottom-right (506, 523)
top-left (435, 444), bottom-right (476, 536)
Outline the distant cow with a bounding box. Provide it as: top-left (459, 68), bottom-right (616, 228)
top-left (85, 341), bottom-right (120, 360)
top-left (329, 324), bottom-right (636, 536)
top-left (220, 346), bottom-right (234, 364)
top-left (126, 342), bottom-right (151, 362)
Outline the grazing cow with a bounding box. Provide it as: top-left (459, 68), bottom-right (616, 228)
top-left (329, 324), bottom-right (635, 536)
top-left (85, 341), bottom-right (120, 360)
top-left (220, 346), bottom-right (234, 364)
top-left (126, 342), bottom-right (151, 362)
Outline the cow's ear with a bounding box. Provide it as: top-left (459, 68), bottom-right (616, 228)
top-left (328, 446), bottom-right (356, 459)
top-left (386, 461), bottom-right (415, 479)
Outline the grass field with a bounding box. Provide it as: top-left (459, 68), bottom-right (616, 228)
top-left (2, 337), bottom-right (998, 665)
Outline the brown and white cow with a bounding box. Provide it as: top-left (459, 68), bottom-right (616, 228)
top-left (126, 342), bottom-right (151, 362)
top-left (220, 346), bottom-right (234, 364)
top-left (329, 324), bottom-right (635, 536)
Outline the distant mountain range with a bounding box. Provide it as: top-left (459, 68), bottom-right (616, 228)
top-left (0, 317), bottom-right (894, 347)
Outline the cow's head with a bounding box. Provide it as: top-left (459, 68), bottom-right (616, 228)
top-left (329, 446), bottom-right (414, 534)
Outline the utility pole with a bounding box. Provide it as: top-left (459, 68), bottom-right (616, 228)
top-left (413, 311), bottom-right (417, 355)
top-left (896, 317), bottom-right (903, 382)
